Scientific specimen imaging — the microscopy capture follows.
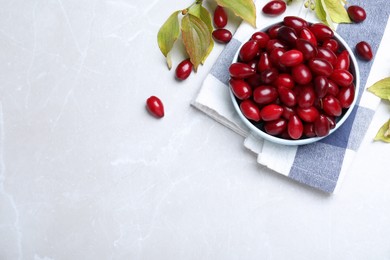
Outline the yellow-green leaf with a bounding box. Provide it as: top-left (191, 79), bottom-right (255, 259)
top-left (216, 0), bottom-right (256, 27)
top-left (157, 11), bottom-right (180, 69)
top-left (367, 77), bottom-right (390, 100)
top-left (315, 0), bottom-right (327, 23)
top-left (323, 0), bottom-right (351, 23)
top-left (188, 4), bottom-right (214, 64)
top-left (181, 14), bottom-right (211, 71)
top-left (318, 0), bottom-right (335, 29)
top-left (374, 119), bottom-right (390, 143)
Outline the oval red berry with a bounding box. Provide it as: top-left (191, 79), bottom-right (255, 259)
top-left (347, 5), bottom-right (367, 23)
top-left (240, 99), bottom-right (261, 122)
top-left (262, 0), bottom-right (286, 16)
top-left (355, 41), bottom-right (373, 61)
top-left (213, 6), bottom-right (228, 28)
top-left (146, 96), bottom-right (164, 118)
top-left (175, 59), bottom-right (193, 80)
top-left (212, 29), bottom-right (232, 43)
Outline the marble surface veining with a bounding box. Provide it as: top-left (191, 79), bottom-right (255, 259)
top-left (1, 0), bottom-right (390, 259)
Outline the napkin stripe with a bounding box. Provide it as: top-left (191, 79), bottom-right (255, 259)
top-left (290, 143), bottom-right (345, 192)
top-left (210, 39), bottom-right (242, 85)
top-left (347, 107), bottom-right (375, 150)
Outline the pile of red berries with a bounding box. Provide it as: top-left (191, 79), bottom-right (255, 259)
top-left (229, 17), bottom-right (357, 140)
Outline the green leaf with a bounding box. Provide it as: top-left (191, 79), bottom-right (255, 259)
top-left (216, 0), bottom-right (256, 27)
top-left (374, 119), bottom-right (390, 143)
top-left (315, 0), bottom-right (327, 22)
top-left (367, 77), bottom-right (390, 100)
top-left (181, 14), bottom-right (212, 71)
top-left (157, 11), bottom-right (180, 69)
top-left (317, 0), bottom-right (335, 29)
top-left (188, 4), bottom-right (214, 64)
top-left (323, 0), bottom-right (351, 23)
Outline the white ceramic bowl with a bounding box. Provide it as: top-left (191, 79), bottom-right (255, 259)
top-left (230, 22), bottom-right (360, 146)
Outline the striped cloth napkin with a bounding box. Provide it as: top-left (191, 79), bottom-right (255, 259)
top-left (192, 0), bottom-right (390, 193)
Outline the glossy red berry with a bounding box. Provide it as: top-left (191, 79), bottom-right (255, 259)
top-left (310, 23), bottom-right (334, 42)
top-left (300, 27), bottom-right (317, 46)
top-left (308, 58), bottom-right (333, 77)
top-left (212, 29), bottom-right (232, 43)
top-left (291, 64), bottom-right (312, 85)
top-left (247, 59), bottom-right (258, 70)
top-left (297, 85), bottom-right (316, 108)
top-left (239, 40), bottom-right (260, 62)
top-left (246, 74), bottom-right (263, 88)
top-left (253, 85), bottom-right (278, 105)
top-left (278, 87), bottom-right (297, 107)
top-left (146, 96), bottom-right (164, 118)
top-left (266, 39), bottom-right (289, 52)
top-left (261, 68), bottom-right (279, 84)
top-left (267, 24), bottom-right (283, 39)
top-left (295, 39), bottom-right (318, 61)
top-left (317, 47), bottom-right (337, 65)
top-left (257, 52), bottom-right (272, 72)
top-left (279, 50), bottom-right (304, 67)
top-left (355, 41), bottom-right (373, 61)
top-left (329, 69), bottom-right (354, 87)
top-left (296, 106), bottom-right (319, 123)
top-left (277, 26), bottom-right (298, 46)
top-left (322, 94), bottom-right (342, 117)
top-left (240, 99), bottom-right (261, 122)
top-left (213, 6), bottom-right (228, 28)
top-left (262, 0), bottom-right (286, 16)
top-left (347, 5), bottom-right (367, 23)
top-left (338, 84), bottom-right (355, 108)
top-left (314, 114), bottom-right (330, 137)
top-left (251, 31), bottom-right (270, 48)
top-left (334, 50), bottom-right (350, 70)
top-left (322, 39), bottom-right (339, 53)
top-left (269, 48), bottom-right (285, 65)
top-left (327, 80), bottom-right (340, 96)
top-left (274, 73), bottom-right (295, 89)
top-left (313, 76), bottom-right (328, 98)
top-left (260, 104), bottom-right (284, 121)
top-left (229, 63), bottom-right (256, 78)
top-left (264, 118), bottom-right (287, 136)
top-left (283, 16), bottom-right (308, 32)
top-left (282, 106), bottom-right (296, 120)
top-left (303, 123), bottom-right (316, 137)
top-left (229, 79), bottom-right (252, 100)
top-left (326, 115), bottom-right (336, 129)
top-left (288, 114), bottom-right (303, 139)
top-left (175, 59), bottom-right (193, 80)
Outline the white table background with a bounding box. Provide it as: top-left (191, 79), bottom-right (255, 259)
top-left (1, 0), bottom-right (390, 259)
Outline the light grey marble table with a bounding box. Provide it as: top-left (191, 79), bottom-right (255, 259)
top-left (1, 0), bottom-right (390, 259)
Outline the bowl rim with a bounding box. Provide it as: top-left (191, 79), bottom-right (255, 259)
top-left (229, 22), bottom-right (360, 146)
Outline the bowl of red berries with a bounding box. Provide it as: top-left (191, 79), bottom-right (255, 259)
top-left (228, 16), bottom-right (360, 145)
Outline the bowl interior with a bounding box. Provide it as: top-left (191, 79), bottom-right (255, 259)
top-left (230, 23), bottom-right (360, 146)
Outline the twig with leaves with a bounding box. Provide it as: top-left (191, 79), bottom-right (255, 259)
top-left (157, 0), bottom-right (256, 72)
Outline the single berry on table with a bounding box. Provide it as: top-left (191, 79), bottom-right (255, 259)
top-left (146, 96), bottom-right (164, 118)
top-left (175, 59), bottom-right (193, 80)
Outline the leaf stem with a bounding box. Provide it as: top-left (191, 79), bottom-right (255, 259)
top-left (182, 0), bottom-right (203, 15)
